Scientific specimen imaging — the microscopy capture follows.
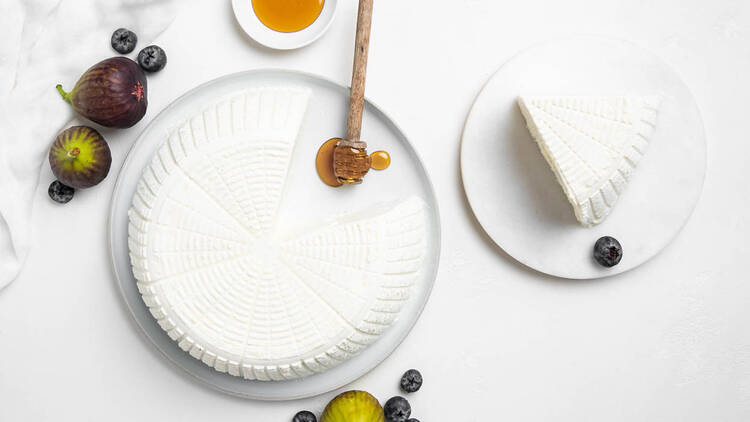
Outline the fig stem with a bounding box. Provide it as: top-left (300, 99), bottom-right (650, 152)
top-left (56, 84), bottom-right (71, 103)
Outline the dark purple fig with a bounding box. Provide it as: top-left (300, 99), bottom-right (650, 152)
top-left (56, 57), bottom-right (147, 128)
top-left (49, 126), bottom-right (111, 189)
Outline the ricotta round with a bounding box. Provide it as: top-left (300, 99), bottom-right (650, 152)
top-left (128, 87), bottom-right (427, 380)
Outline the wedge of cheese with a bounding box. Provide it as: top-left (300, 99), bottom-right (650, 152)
top-left (518, 96), bottom-right (660, 226)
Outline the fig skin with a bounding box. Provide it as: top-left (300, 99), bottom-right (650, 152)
top-left (49, 126), bottom-right (111, 189)
top-left (321, 391), bottom-right (384, 422)
top-left (57, 57), bottom-right (147, 128)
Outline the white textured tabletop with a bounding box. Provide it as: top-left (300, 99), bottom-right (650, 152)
top-left (1, 0), bottom-right (748, 420)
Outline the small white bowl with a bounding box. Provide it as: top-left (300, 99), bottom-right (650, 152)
top-left (232, 0), bottom-right (337, 50)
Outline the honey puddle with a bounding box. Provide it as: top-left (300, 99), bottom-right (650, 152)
top-left (315, 138), bottom-right (342, 187)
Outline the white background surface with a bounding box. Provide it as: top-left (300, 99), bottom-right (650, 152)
top-left (1, 0), bottom-right (748, 420)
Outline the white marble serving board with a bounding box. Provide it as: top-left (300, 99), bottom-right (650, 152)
top-left (461, 36), bottom-right (706, 279)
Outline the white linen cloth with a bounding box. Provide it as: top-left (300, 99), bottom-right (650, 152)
top-left (0, 0), bottom-right (176, 291)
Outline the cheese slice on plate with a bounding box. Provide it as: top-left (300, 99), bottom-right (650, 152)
top-left (518, 96), bottom-right (660, 226)
top-left (128, 87), bottom-right (428, 380)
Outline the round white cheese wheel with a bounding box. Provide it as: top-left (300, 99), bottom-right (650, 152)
top-left (128, 87), bottom-right (427, 380)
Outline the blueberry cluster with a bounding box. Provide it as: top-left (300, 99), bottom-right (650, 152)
top-left (384, 369), bottom-right (424, 422)
top-left (291, 369), bottom-right (425, 422)
top-left (110, 28), bottom-right (167, 73)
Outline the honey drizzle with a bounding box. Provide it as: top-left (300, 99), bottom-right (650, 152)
top-left (370, 150), bottom-right (390, 170)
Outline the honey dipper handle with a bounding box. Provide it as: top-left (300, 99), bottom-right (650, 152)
top-left (345, 0), bottom-right (373, 145)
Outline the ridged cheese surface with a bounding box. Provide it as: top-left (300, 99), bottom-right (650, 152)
top-left (128, 87), bottom-right (427, 380)
top-left (518, 96), bottom-right (660, 226)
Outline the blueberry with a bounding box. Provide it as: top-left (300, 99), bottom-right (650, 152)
top-left (593, 236), bottom-right (622, 267)
top-left (137, 45), bottom-right (167, 72)
top-left (111, 28), bottom-right (138, 54)
top-left (292, 410), bottom-right (316, 422)
top-left (400, 369), bottom-right (423, 393)
top-left (48, 180), bottom-right (74, 204)
top-left (384, 396), bottom-right (411, 422)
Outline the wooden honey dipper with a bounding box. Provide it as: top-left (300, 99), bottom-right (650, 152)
top-left (332, 0), bottom-right (374, 184)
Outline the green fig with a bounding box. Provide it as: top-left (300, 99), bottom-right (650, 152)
top-left (56, 57), bottom-right (147, 128)
top-left (321, 391), bottom-right (384, 422)
top-left (49, 126), bottom-right (111, 189)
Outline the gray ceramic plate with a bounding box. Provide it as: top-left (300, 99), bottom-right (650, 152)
top-left (109, 69), bottom-right (440, 400)
top-left (461, 37), bottom-right (706, 279)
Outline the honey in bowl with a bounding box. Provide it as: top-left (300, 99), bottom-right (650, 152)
top-left (252, 0), bottom-right (325, 33)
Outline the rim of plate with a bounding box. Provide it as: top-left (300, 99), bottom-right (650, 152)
top-left (108, 68), bottom-right (441, 400)
top-left (231, 0), bottom-right (338, 50)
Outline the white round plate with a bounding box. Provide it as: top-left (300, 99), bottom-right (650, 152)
top-left (109, 69), bottom-right (440, 400)
top-left (461, 36), bottom-right (706, 279)
top-left (232, 0), bottom-right (337, 50)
